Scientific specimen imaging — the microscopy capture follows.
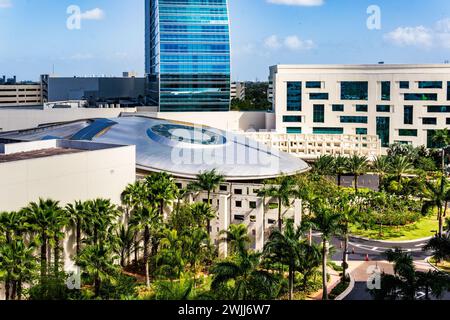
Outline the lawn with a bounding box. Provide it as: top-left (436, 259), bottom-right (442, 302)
top-left (349, 214), bottom-right (438, 241)
top-left (430, 259), bottom-right (450, 274)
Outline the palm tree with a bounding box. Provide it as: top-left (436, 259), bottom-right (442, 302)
top-left (389, 155), bottom-right (414, 183)
top-left (211, 247), bottom-right (277, 300)
top-left (114, 225), bottom-right (135, 267)
top-left (422, 177), bottom-right (449, 237)
top-left (130, 204), bottom-right (159, 287)
top-left (334, 156), bottom-right (349, 187)
top-left (156, 229), bottom-right (185, 279)
top-left (313, 155), bottom-right (335, 177)
top-left (296, 242), bottom-right (322, 290)
top-left (23, 199), bottom-right (63, 279)
top-left (189, 169), bottom-right (225, 206)
top-left (190, 202), bottom-right (216, 236)
top-left (146, 172), bottom-right (178, 217)
top-left (372, 155), bottom-right (391, 191)
top-left (84, 199), bottom-right (120, 246)
top-left (335, 195), bottom-right (358, 282)
top-left (432, 129), bottom-right (450, 173)
top-left (65, 201), bottom-right (87, 256)
top-left (0, 240), bottom-right (37, 300)
top-left (310, 199), bottom-right (342, 300)
top-left (75, 243), bottom-right (119, 298)
top-left (183, 228), bottom-right (211, 288)
top-left (423, 235), bottom-right (450, 264)
top-left (220, 224), bottom-right (250, 256)
top-left (258, 176), bottom-right (296, 231)
top-left (263, 219), bottom-right (303, 300)
top-left (121, 181), bottom-right (148, 264)
top-left (346, 155), bottom-right (369, 193)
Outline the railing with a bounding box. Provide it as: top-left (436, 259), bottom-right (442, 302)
top-left (243, 132), bottom-right (382, 161)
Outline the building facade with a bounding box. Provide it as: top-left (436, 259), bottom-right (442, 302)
top-left (270, 64), bottom-right (450, 149)
top-left (231, 82), bottom-right (246, 101)
top-left (46, 75), bottom-right (145, 106)
top-left (145, 0), bottom-right (231, 112)
top-left (0, 75), bottom-right (44, 107)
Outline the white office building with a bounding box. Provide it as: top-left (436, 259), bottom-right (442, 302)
top-left (269, 64), bottom-right (450, 149)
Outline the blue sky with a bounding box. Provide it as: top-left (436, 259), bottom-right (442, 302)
top-left (1, 0), bottom-right (450, 81)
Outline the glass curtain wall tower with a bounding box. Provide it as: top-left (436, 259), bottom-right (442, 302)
top-left (145, 0), bottom-right (231, 112)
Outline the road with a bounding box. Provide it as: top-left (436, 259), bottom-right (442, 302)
top-left (311, 233), bottom-right (450, 300)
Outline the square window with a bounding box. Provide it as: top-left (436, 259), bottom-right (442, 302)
top-left (235, 201), bottom-right (242, 208)
top-left (249, 201), bottom-right (257, 209)
top-left (234, 189), bottom-right (243, 195)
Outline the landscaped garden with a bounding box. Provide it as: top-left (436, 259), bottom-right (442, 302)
top-left (2, 130), bottom-right (450, 300)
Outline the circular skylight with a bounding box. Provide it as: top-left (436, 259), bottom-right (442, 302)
top-left (148, 123), bottom-right (227, 146)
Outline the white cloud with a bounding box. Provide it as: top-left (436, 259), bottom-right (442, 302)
top-left (264, 34), bottom-right (315, 51)
top-left (0, 0), bottom-right (12, 9)
top-left (267, 0), bottom-right (323, 6)
top-left (385, 18), bottom-right (450, 49)
top-left (264, 35), bottom-right (282, 49)
top-left (80, 8), bottom-right (105, 20)
top-left (284, 35), bottom-right (315, 50)
top-left (384, 26), bottom-right (433, 47)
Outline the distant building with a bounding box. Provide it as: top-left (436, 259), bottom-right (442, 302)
top-left (231, 82), bottom-right (246, 101)
top-left (0, 75), bottom-right (46, 107)
top-left (270, 64), bottom-right (450, 148)
top-left (46, 75), bottom-right (146, 106)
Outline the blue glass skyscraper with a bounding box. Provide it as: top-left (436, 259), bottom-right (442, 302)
top-left (145, 0), bottom-right (231, 112)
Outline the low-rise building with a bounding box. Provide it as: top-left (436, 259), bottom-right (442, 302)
top-left (0, 75), bottom-right (45, 107)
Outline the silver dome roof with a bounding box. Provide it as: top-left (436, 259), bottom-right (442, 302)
top-left (0, 116), bottom-right (310, 181)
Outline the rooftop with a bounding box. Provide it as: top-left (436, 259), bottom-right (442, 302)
top-left (0, 147), bottom-right (82, 163)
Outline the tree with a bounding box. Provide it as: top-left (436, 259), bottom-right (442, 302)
top-left (0, 240), bottom-right (37, 300)
top-left (183, 228), bottom-right (212, 288)
top-left (190, 202), bottom-right (216, 236)
top-left (432, 129), bottom-right (450, 173)
top-left (346, 155), bottom-right (369, 193)
top-left (23, 199), bottom-right (63, 279)
top-left (372, 156), bottom-right (391, 191)
top-left (335, 195), bottom-right (358, 282)
top-left (258, 176), bottom-right (296, 231)
top-left (189, 169), bottom-right (224, 235)
top-left (423, 235), bottom-right (450, 264)
top-left (76, 243), bottom-right (119, 298)
top-left (121, 181), bottom-right (148, 264)
top-left (211, 247), bottom-right (277, 300)
top-left (84, 199), bottom-right (120, 246)
top-left (114, 225), bottom-right (134, 268)
top-left (65, 201), bottom-right (87, 256)
top-left (130, 204), bottom-right (159, 287)
top-left (220, 224), bottom-right (250, 256)
top-left (313, 155), bottom-right (335, 177)
top-left (263, 219), bottom-right (303, 300)
top-left (372, 249), bottom-right (450, 300)
top-left (146, 172), bottom-right (178, 217)
top-left (156, 229), bottom-right (185, 279)
top-left (333, 156), bottom-right (349, 187)
top-left (389, 156), bottom-right (414, 183)
top-left (422, 177), bottom-right (449, 237)
top-left (310, 199), bottom-right (342, 300)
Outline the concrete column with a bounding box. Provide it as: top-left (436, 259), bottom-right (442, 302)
top-left (218, 194), bottom-right (230, 259)
top-left (255, 197), bottom-right (265, 252)
top-left (294, 199), bottom-right (302, 228)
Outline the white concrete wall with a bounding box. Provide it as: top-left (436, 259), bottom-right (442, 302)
top-left (271, 64), bottom-right (450, 148)
top-left (154, 111), bottom-right (269, 132)
top-left (0, 108), bottom-right (137, 132)
top-left (0, 145), bottom-right (136, 212)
